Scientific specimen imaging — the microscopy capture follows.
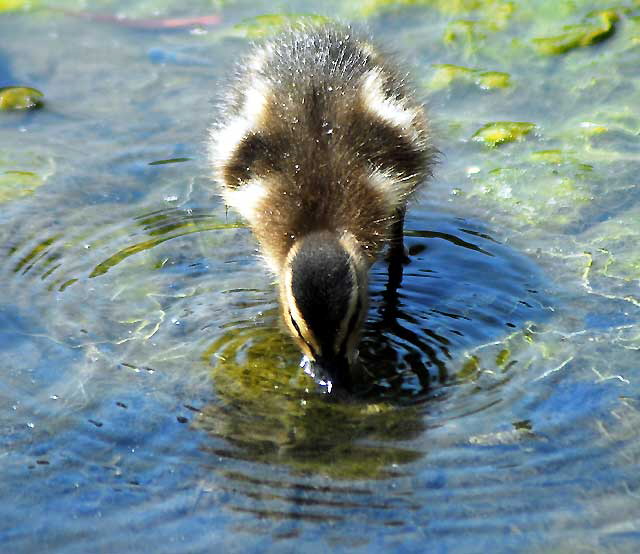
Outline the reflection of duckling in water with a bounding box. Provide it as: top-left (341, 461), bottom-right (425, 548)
top-left (209, 25), bottom-right (437, 391)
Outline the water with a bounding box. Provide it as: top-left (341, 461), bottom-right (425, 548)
top-left (1, 1), bottom-right (639, 553)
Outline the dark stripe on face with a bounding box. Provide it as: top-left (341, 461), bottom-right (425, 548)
top-left (345, 109), bottom-right (429, 184)
top-left (339, 296), bottom-right (362, 358)
top-left (223, 132), bottom-right (284, 187)
top-left (289, 310), bottom-right (318, 359)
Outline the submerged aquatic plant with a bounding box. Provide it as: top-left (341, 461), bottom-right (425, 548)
top-left (200, 322), bottom-right (425, 478)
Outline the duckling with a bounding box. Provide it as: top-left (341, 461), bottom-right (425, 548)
top-left (209, 25), bottom-right (437, 391)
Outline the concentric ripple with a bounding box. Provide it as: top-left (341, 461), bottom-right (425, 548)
top-left (2, 194), bottom-right (638, 552)
top-left (0, 197), bottom-right (252, 443)
top-left (1, 202), bottom-right (246, 346)
top-left (6, 176), bottom-right (635, 554)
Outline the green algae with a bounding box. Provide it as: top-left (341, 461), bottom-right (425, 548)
top-left (477, 70), bottom-right (511, 89)
top-left (534, 9), bottom-right (620, 55)
top-left (430, 64), bottom-right (511, 90)
top-left (430, 64), bottom-right (475, 88)
top-left (581, 205), bottom-right (640, 282)
top-left (495, 348), bottom-right (511, 369)
top-left (0, 86), bottom-right (43, 110)
top-left (472, 121), bottom-right (536, 147)
top-left (349, 0), bottom-right (515, 57)
top-left (458, 355), bottom-right (480, 381)
top-left (233, 13), bottom-right (332, 39)
top-left (443, 19), bottom-right (488, 48)
top-left (0, 0), bottom-right (33, 11)
top-left (352, 0), bottom-right (514, 22)
top-left (466, 165), bottom-right (593, 227)
top-left (530, 149), bottom-right (565, 164)
top-left (458, 347), bottom-right (515, 383)
top-left (0, 170), bottom-right (43, 202)
top-left (529, 150), bottom-right (595, 170)
top-left (89, 221), bottom-right (239, 277)
top-left (0, 152), bottom-right (53, 203)
top-left (468, 423), bottom-right (536, 445)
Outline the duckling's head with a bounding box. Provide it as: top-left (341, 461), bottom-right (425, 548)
top-left (280, 231), bottom-right (368, 391)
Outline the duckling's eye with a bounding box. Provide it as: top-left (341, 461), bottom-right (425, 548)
top-left (363, 121), bottom-right (426, 178)
top-left (224, 132), bottom-right (277, 186)
top-left (289, 311), bottom-right (317, 359)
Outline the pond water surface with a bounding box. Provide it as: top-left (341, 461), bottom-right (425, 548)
top-left (1, 1), bottom-right (639, 553)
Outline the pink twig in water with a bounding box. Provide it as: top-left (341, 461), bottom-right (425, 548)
top-left (63, 11), bottom-right (222, 30)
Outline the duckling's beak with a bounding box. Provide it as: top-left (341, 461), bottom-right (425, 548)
top-left (301, 355), bottom-right (353, 393)
top-left (315, 356), bottom-right (353, 393)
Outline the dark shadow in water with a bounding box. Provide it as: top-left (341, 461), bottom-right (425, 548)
top-left (351, 214), bottom-right (552, 402)
top-left (355, 249), bottom-right (448, 398)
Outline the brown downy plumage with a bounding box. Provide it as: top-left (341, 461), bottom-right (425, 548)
top-left (209, 25), bottom-right (437, 391)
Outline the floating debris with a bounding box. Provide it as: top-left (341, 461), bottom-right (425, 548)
top-left (148, 157), bottom-right (191, 165)
top-left (64, 11), bottom-right (222, 30)
top-left (534, 9), bottom-right (619, 55)
top-left (430, 64), bottom-right (511, 90)
top-left (0, 86), bottom-right (43, 110)
top-left (472, 121), bottom-right (536, 147)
